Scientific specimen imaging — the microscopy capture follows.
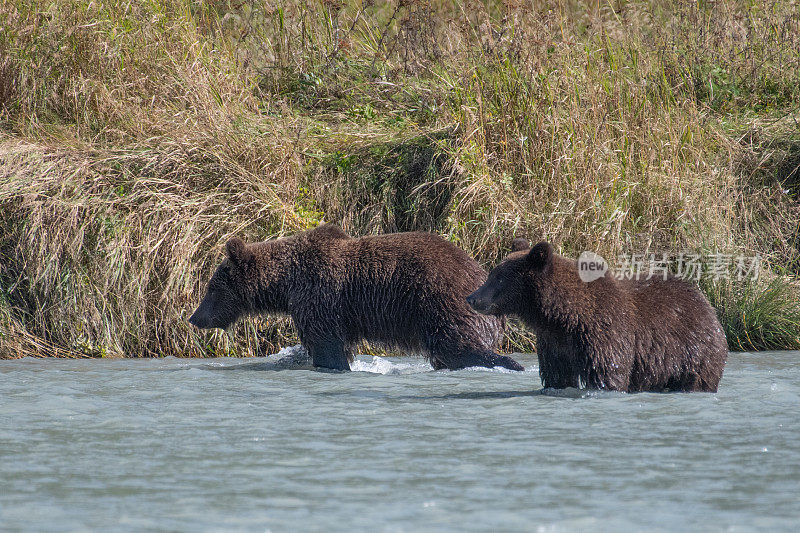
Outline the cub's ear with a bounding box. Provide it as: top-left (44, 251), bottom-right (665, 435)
top-left (511, 238), bottom-right (531, 253)
top-left (310, 223), bottom-right (349, 241)
top-left (225, 237), bottom-right (253, 267)
top-left (526, 241), bottom-right (553, 270)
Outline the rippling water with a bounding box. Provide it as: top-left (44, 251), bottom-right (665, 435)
top-left (1, 350), bottom-right (799, 531)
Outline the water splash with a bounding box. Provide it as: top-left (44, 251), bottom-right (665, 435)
top-left (349, 355), bottom-right (432, 375)
top-left (462, 364), bottom-right (534, 374)
top-left (268, 346), bottom-right (529, 375)
top-left (266, 345), bottom-right (432, 374)
top-left (269, 345), bottom-right (311, 368)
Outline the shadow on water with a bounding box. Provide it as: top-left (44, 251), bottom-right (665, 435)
top-left (170, 359), bottom-right (420, 374)
top-left (200, 361), bottom-right (317, 372)
top-left (391, 388), bottom-right (621, 400)
top-left (318, 389), bottom-right (611, 401)
top-left (390, 390), bottom-right (544, 400)
top-left (333, 388), bottom-right (623, 401)
top-left (163, 359), bottom-right (314, 372)
top-left (171, 360), bottom-right (624, 400)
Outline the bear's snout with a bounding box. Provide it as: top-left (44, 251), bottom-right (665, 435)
top-left (466, 293), bottom-right (479, 308)
top-left (188, 309), bottom-right (210, 329)
top-left (188, 298), bottom-right (223, 329)
top-left (467, 291), bottom-right (498, 315)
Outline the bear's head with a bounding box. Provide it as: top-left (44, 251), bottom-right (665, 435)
top-left (467, 240), bottom-right (554, 319)
top-left (189, 237), bottom-right (255, 330)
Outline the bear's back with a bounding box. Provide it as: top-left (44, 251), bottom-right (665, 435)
top-left (620, 275), bottom-right (719, 332)
top-left (617, 275), bottom-right (727, 391)
top-left (293, 226), bottom-right (488, 295)
top-left (331, 232), bottom-right (488, 294)
top-left (305, 230), bottom-right (499, 352)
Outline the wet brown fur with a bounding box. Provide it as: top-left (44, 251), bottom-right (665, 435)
top-left (468, 241), bottom-right (727, 392)
top-left (190, 224), bottom-right (523, 372)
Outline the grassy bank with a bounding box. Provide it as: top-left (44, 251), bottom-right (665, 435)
top-left (1, 0), bottom-right (799, 359)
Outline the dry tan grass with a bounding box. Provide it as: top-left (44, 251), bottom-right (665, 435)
top-left (1, 1), bottom-right (799, 358)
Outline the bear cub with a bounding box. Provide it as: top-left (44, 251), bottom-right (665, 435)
top-left (190, 224), bottom-right (523, 372)
top-left (467, 239), bottom-right (727, 392)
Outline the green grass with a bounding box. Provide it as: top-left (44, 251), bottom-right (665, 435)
top-left (704, 276), bottom-right (800, 351)
top-left (1, 0), bottom-right (799, 358)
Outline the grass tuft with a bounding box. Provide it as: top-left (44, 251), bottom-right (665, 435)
top-left (704, 276), bottom-right (800, 351)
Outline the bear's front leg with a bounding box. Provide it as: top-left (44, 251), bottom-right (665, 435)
top-left (291, 308), bottom-right (351, 371)
top-left (306, 341), bottom-right (351, 372)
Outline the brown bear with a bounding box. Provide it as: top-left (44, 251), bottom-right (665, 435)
top-left (467, 240), bottom-right (727, 392)
top-left (189, 224), bottom-right (523, 372)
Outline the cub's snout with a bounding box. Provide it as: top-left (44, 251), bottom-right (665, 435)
top-left (466, 289), bottom-right (499, 315)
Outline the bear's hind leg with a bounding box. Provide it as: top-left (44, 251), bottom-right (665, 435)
top-left (669, 370), bottom-right (718, 393)
top-left (307, 341), bottom-right (351, 372)
top-left (422, 320), bottom-right (523, 371)
top-left (488, 353), bottom-right (525, 371)
top-left (431, 348), bottom-right (524, 372)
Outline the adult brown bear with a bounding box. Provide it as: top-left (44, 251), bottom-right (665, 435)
top-left (467, 239), bottom-right (727, 392)
top-left (189, 224), bottom-right (523, 372)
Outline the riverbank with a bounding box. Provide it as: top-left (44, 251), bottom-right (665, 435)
top-left (1, 1), bottom-right (799, 358)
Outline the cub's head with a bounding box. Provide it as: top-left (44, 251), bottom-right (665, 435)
top-left (189, 238), bottom-right (254, 330)
top-left (467, 239), bottom-right (553, 318)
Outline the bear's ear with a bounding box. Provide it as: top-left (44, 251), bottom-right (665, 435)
top-left (310, 223), bottom-right (349, 241)
top-left (511, 238), bottom-right (531, 253)
top-left (525, 241), bottom-right (553, 270)
top-left (226, 237), bottom-right (253, 267)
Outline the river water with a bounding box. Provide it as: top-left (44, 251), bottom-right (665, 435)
top-left (1, 349), bottom-right (799, 532)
